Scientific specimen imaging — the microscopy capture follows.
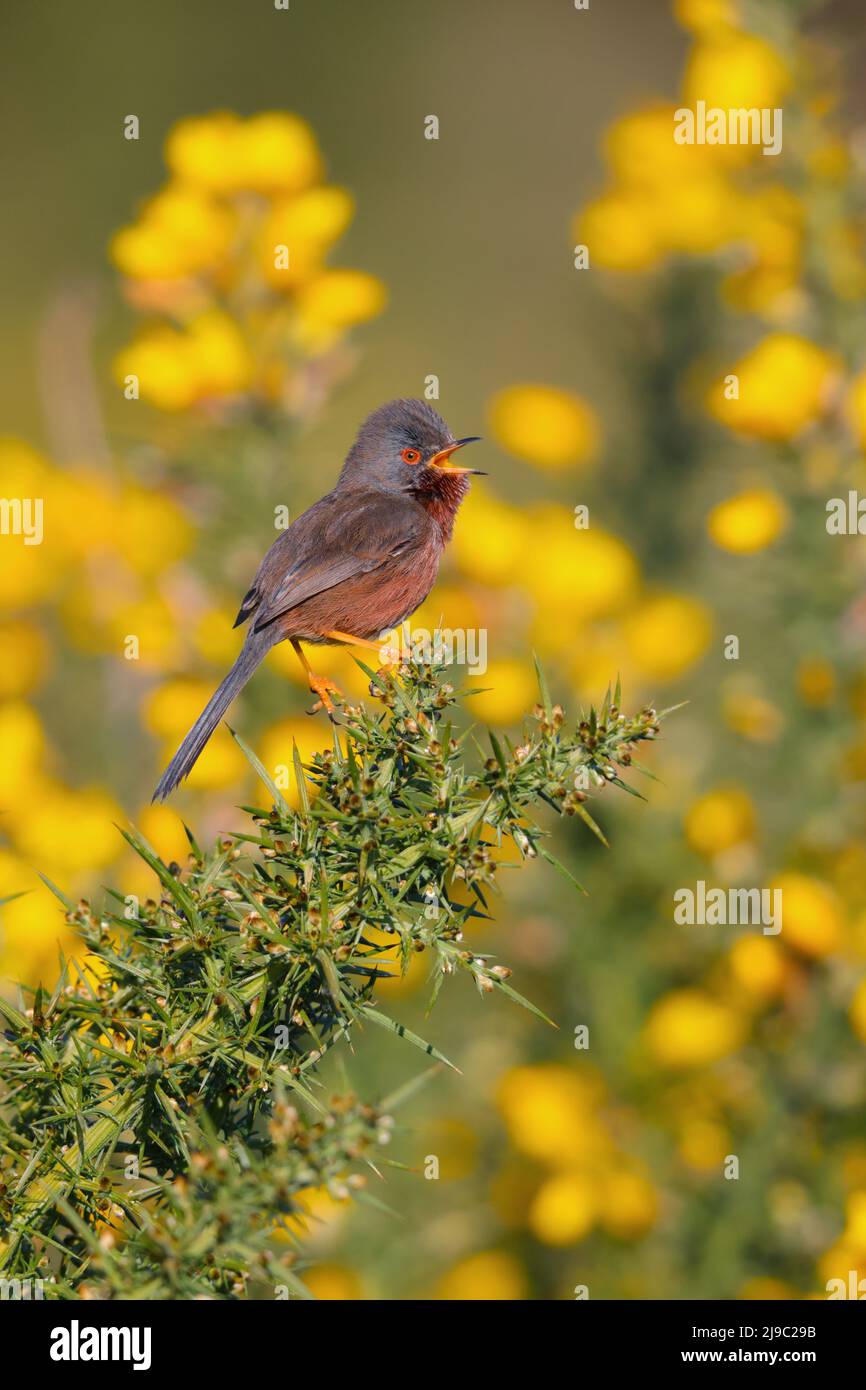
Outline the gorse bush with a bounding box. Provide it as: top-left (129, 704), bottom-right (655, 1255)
top-left (0, 660), bottom-right (669, 1299)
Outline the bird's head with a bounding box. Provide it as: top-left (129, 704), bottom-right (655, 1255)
top-left (338, 399), bottom-right (484, 506)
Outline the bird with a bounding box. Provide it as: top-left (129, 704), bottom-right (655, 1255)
top-left (152, 398), bottom-right (484, 801)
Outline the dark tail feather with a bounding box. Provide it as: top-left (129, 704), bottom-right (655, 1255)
top-left (152, 635), bottom-right (271, 801)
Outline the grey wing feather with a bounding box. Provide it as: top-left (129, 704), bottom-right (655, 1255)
top-left (235, 491), bottom-right (427, 634)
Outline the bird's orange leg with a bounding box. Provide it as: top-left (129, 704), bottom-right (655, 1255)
top-left (291, 639), bottom-right (343, 716)
top-left (322, 629), bottom-right (402, 665)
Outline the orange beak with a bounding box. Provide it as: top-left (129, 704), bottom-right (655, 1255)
top-left (427, 436), bottom-right (485, 474)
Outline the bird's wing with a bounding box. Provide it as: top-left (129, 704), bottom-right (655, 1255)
top-left (237, 491), bottom-right (429, 634)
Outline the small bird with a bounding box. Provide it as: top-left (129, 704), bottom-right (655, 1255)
top-left (153, 398), bottom-right (483, 800)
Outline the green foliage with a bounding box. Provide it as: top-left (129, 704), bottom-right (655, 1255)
top-left (0, 660), bottom-right (666, 1298)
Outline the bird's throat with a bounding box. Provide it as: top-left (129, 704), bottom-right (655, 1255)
top-left (415, 468), bottom-right (470, 540)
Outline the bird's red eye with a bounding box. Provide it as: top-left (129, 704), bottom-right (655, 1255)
top-left (401, 447), bottom-right (421, 465)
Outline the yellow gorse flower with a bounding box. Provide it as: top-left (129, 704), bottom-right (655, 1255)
top-left (111, 110), bottom-right (386, 413)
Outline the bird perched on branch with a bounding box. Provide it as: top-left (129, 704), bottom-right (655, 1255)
top-left (153, 398), bottom-right (483, 800)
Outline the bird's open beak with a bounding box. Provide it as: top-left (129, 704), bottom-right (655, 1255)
top-left (428, 436), bottom-right (486, 475)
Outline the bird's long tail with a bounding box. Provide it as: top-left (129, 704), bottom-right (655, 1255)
top-left (152, 631), bottom-right (272, 801)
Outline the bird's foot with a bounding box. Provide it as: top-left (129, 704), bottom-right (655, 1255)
top-left (307, 674), bottom-right (343, 718)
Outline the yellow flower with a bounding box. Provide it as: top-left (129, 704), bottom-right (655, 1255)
top-left (135, 804), bottom-right (190, 866)
top-left (529, 1171), bottom-right (597, 1246)
top-left (707, 488), bottom-right (788, 554)
top-left (193, 608), bottom-right (242, 666)
top-left (598, 1168), bottom-right (658, 1239)
top-left (303, 1264), bottom-right (363, 1301)
top-left (435, 1250), bottom-right (527, 1301)
top-left (677, 1117), bottom-right (730, 1171)
top-left (143, 678), bottom-right (214, 738)
top-left (707, 334), bottom-right (839, 441)
top-left (465, 658), bottom-right (537, 726)
top-left (658, 175), bottom-right (745, 255)
top-left (295, 269), bottom-right (387, 345)
top-left (451, 486), bottom-right (530, 586)
top-left (683, 30), bottom-right (791, 116)
top-left (621, 593), bottom-right (711, 681)
top-left (605, 104), bottom-right (707, 185)
top-left (0, 700), bottom-right (45, 802)
top-left (257, 718), bottom-right (336, 808)
top-left (527, 511), bottom-right (639, 628)
top-left (722, 686), bottom-right (783, 742)
top-left (488, 385), bottom-right (600, 470)
top-left (164, 112), bottom-right (245, 194)
top-left (685, 786), bottom-right (755, 855)
top-left (797, 658), bottom-right (835, 708)
top-left (178, 728), bottom-right (247, 792)
top-left (118, 487), bottom-right (192, 578)
top-left (0, 621), bottom-right (49, 698)
top-left (497, 1063), bottom-right (609, 1166)
top-left (576, 189), bottom-right (662, 271)
top-left (0, 855), bottom-right (77, 984)
top-left (846, 369), bottom-right (866, 451)
top-left (674, 0), bottom-right (739, 34)
top-left (111, 186), bottom-right (235, 280)
top-left (728, 935), bottom-right (786, 1000)
top-left (645, 989), bottom-right (744, 1068)
top-left (740, 1278), bottom-right (793, 1300)
top-left (234, 112), bottom-right (323, 194)
top-left (258, 187), bottom-right (354, 290)
top-left (114, 310), bottom-right (252, 410)
top-left (15, 784), bottom-right (124, 875)
top-left (771, 873), bottom-right (843, 958)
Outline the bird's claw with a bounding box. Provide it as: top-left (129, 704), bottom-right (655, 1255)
top-left (307, 675), bottom-right (343, 718)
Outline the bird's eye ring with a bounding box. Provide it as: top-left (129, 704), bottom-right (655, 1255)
top-left (401, 447), bottom-right (421, 465)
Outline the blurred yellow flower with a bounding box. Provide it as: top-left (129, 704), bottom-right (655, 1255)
top-left (677, 1117), bottom-right (730, 1171)
top-left (722, 686), bottom-right (784, 742)
top-left (488, 385), bottom-right (600, 470)
top-left (529, 1171), bottom-right (597, 1246)
top-left (258, 718), bottom-right (336, 808)
top-left (622, 593), bottom-right (711, 681)
top-left (111, 185), bottom-right (236, 281)
top-left (576, 188), bottom-right (662, 271)
top-left (144, 678), bottom-right (215, 739)
top-left (0, 856), bottom-right (76, 983)
top-left (683, 30), bottom-right (791, 117)
top-left (528, 512), bottom-right (639, 628)
top-left (674, 0), bottom-right (739, 34)
top-left (181, 727), bottom-right (246, 792)
top-left (258, 187), bottom-right (355, 290)
top-left (707, 334), bottom-right (839, 441)
top-left (685, 786), bottom-right (756, 855)
top-left (598, 1168), bottom-right (658, 1239)
top-left (296, 269), bottom-right (387, 345)
top-left (135, 803), bottom-right (190, 866)
top-left (15, 785), bottom-right (123, 875)
top-left (0, 620), bottom-right (49, 698)
top-left (846, 368), bottom-right (866, 451)
top-left (772, 872), bottom-right (843, 958)
top-left (466, 659), bottom-right (538, 726)
top-left (497, 1063), bottom-right (607, 1166)
top-left (707, 487), bottom-right (788, 554)
top-left (728, 934), bottom-right (786, 1001)
top-left (797, 657), bottom-right (835, 708)
top-left (165, 111), bottom-right (322, 197)
top-left (435, 1250), bottom-right (527, 1301)
top-left (117, 487), bottom-right (192, 578)
top-left (451, 486), bottom-right (530, 586)
top-left (0, 700), bottom-right (45, 801)
top-left (645, 989), bottom-right (744, 1068)
top-left (303, 1264), bottom-right (363, 1300)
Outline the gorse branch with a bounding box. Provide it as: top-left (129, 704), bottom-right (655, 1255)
top-left (0, 659), bottom-right (669, 1298)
